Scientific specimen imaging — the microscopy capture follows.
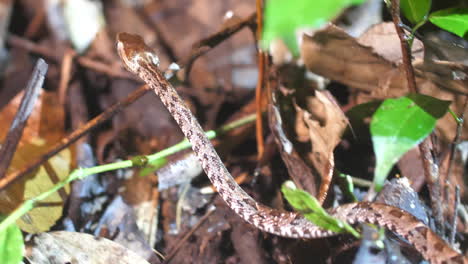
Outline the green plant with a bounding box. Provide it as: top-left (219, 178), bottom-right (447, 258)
top-left (262, 0), bottom-right (365, 54)
top-left (400, 0), bottom-right (468, 40)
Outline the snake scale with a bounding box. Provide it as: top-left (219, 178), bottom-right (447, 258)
top-left (116, 32), bottom-right (466, 264)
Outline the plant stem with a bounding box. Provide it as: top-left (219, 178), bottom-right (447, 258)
top-left (390, 0), bottom-right (418, 94)
top-left (389, 0), bottom-right (444, 232)
top-left (0, 113), bottom-right (256, 233)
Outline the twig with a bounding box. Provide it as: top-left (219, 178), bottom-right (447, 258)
top-left (58, 48), bottom-right (75, 105)
top-left (255, 0), bottom-right (266, 160)
top-left (7, 34), bottom-right (60, 61)
top-left (163, 206), bottom-right (215, 263)
top-left (0, 85), bottom-right (151, 191)
top-left (449, 185), bottom-right (460, 245)
top-left (418, 140), bottom-right (444, 232)
top-left (447, 96), bottom-right (468, 181)
top-left (24, 7), bottom-right (45, 38)
top-left (76, 56), bottom-right (137, 80)
top-left (7, 35), bottom-right (137, 80)
top-left (389, 0), bottom-right (417, 94)
top-left (389, 0), bottom-right (444, 232)
top-left (0, 59), bottom-right (48, 178)
top-left (183, 12), bottom-right (256, 80)
top-left (135, 8), bottom-right (178, 63)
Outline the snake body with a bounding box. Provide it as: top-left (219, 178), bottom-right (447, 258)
top-left (116, 33), bottom-right (466, 263)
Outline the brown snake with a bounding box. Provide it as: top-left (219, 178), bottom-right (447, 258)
top-left (116, 33), bottom-right (466, 264)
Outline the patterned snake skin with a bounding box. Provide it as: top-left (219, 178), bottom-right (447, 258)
top-left (116, 33), bottom-right (466, 264)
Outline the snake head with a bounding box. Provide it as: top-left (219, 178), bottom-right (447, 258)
top-left (116, 32), bottom-right (160, 73)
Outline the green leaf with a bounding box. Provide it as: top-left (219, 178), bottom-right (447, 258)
top-left (262, 0), bottom-right (365, 54)
top-left (0, 215), bottom-right (23, 264)
top-left (400, 0), bottom-right (431, 24)
top-left (371, 94), bottom-right (450, 191)
top-left (281, 182), bottom-right (360, 238)
top-left (429, 8), bottom-right (468, 39)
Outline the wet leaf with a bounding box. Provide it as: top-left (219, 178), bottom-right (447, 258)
top-left (370, 94), bottom-right (450, 191)
top-left (429, 8), bottom-right (468, 39)
top-left (400, 0), bottom-right (431, 24)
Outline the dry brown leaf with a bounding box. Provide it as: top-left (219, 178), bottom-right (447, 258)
top-left (269, 103), bottom-right (320, 199)
top-left (300, 23), bottom-right (467, 141)
top-left (271, 65), bottom-right (347, 203)
top-left (357, 22), bottom-right (424, 63)
top-left (294, 90), bottom-right (347, 203)
top-left (0, 91), bottom-right (73, 233)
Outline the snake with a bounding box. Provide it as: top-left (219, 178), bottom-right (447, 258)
top-left (116, 32), bottom-right (466, 264)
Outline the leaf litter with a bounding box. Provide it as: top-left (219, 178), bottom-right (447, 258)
top-left (0, 0), bottom-right (466, 263)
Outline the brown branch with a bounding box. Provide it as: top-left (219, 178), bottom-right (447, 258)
top-left (418, 140), bottom-right (444, 231)
top-left (24, 6), bottom-right (45, 38)
top-left (390, 0), bottom-right (418, 94)
top-left (7, 35), bottom-right (138, 80)
top-left (390, 0), bottom-right (444, 232)
top-left (0, 59), bottom-right (48, 178)
top-left (255, 0), bottom-right (266, 160)
top-left (447, 96), bottom-right (468, 181)
top-left (183, 12), bottom-right (257, 81)
top-left (7, 34), bottom-right (60, 61)
top-left (58, 48), bottom-right (75, 106)
top-left (163, 207), bottom-right (215, 263)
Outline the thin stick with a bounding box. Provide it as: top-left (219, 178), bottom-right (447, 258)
top-left (0, 85), bottom-right (151, 190)
top-left (7, 35), bottom-right (137, 80)
top-left (24, 7), bottom-right (45, 38)
top-left (58, 48), bottom-right (75, 105)
top-left (389, 0), bottom-right (417, 94)
top-left (447, 96), bottom-right (468, 181)
top-left (255, 0), bottom-right (266, 160)
top-left (0, 59), bottom-right (48, 178)
top-left (163, 207), bottom-right (215, 263)
top-left (389, 0), bottom-right (444, 232)
top-left (183, 13), bottom-right (256, 80)
top-left (418, 140), bottom-right (444, 231)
